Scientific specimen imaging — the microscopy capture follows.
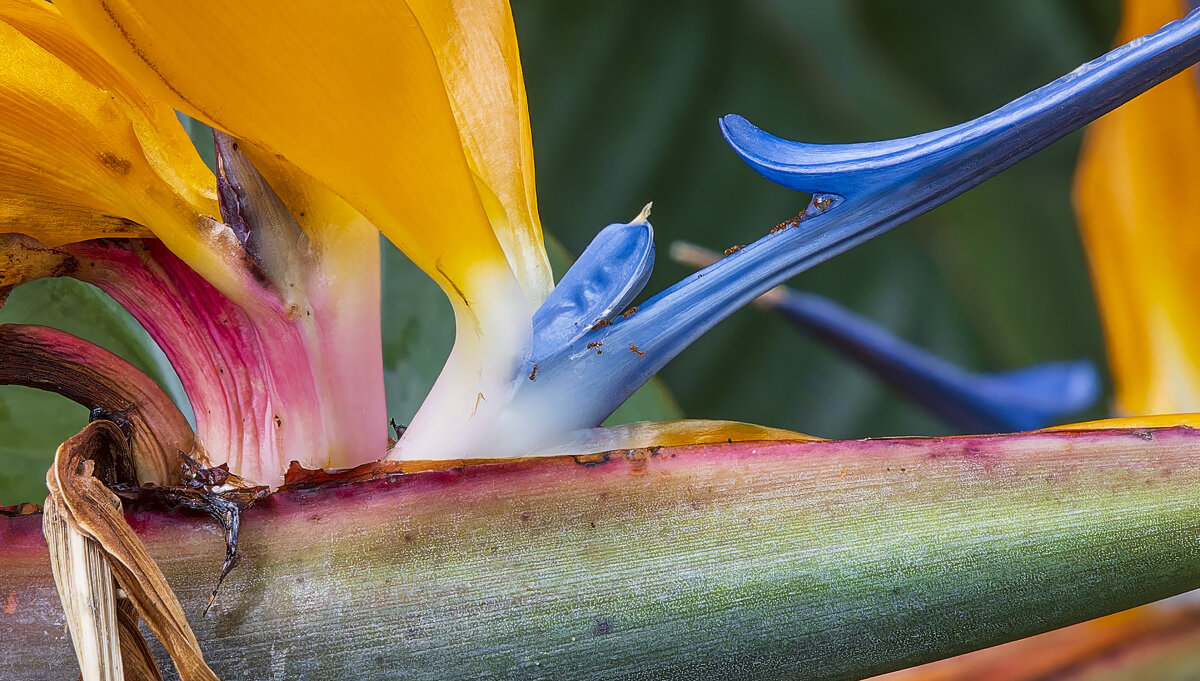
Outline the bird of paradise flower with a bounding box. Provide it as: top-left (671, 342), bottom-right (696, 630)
top-left (3, 1), bottom-right (1200, 680)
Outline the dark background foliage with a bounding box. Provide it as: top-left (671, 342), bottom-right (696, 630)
top-left (0, 1), bottom-right (1120, 503)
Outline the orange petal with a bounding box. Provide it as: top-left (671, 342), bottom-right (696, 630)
top-left (1074, 0), bottom-right (1200, 415)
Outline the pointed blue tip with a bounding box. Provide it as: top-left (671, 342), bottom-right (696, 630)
top-left (719, 114), bottom-right (869, 197)
top-left (767, 289), bottom-right (1101, 433)
top-left (723, 10), bottom-right (1200, 203)
top-left (977, 361), bottom-right (1103, 431)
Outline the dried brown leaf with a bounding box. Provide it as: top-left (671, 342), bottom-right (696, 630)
top-left (116, 598), bottom-right (164, 681)
top-left (46, 421), bottom-right (220, 681)
top-left (2, 324), bottom-right (196, 485)
top-left (43, 496), bottom-right (123, 681)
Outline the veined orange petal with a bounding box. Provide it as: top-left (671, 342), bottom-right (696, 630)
top-left (0, 0), bottom-right (213, 212)
top-left (53, 0), bottom-right (519, 310)
top-left (0, 13), bottom-right (156, 244)
top-left (408, 0), bottom-right (554, 306)
top-left (0, 234), bottom-right (74, 292)
top-left (0, 0), bottom-right (249, 296)
top-left (1074, 0), bottom-right (1200, 415)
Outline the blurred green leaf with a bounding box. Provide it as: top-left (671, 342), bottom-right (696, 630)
top-left (380, 239), bottom-right (455, 425)
top-left (604, 378), bottom-right (683, 425)
top-left (177, 112), bottom-right (216, 169)
top-left (0, 387), bottom-right (82, 506)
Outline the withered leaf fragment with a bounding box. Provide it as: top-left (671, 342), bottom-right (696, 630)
top-left (42, 497), bottom-right (123, 681)
top-left (45, 420), bottom-right (220, 681)
top-left (1, 323), bottom-right (195, 485)
top-left (116, 597), bottom-right (166, 681)
top-left (0, 233), bottom-right (75, 290)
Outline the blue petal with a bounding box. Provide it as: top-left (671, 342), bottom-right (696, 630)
top-left (529, 217), bottom-right (654, 364)
top-left (510, 12), bottom-right (1200, 436)
top-left (722, 10), bottom-right (1200, 202)
top-left (718, 113), bottom-right (962, 198)
top-left (767, 289), bottom-right (1100, 433)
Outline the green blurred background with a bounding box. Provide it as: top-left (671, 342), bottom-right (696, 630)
top-left (0, 1), bottom-right (1122, 503)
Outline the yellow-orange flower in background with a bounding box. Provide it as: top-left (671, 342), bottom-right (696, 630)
top-left (1075, 0), bottom-right (1200, 416)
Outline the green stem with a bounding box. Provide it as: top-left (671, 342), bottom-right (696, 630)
top-left (3, 427), bottom-right (1200, 680)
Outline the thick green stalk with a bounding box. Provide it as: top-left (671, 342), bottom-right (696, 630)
top-left (3, 426), bottom-right (1200, 680)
